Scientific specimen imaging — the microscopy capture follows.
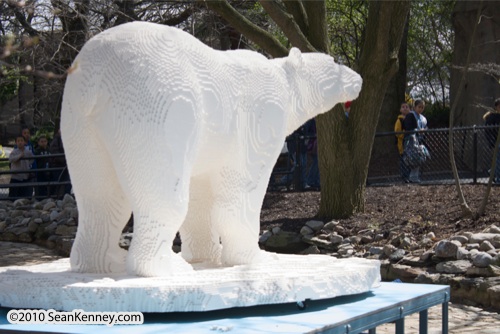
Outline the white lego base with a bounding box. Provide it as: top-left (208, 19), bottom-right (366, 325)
top-left (0, 254), bottom-right (380, 312)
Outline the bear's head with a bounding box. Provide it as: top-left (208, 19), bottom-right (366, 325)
top-left (285, 48), bottom-right (362, 118)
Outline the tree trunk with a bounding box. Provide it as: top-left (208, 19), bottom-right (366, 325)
top-left (450, 1), bottom-right (500, 126)
top-left (318, 1), bottom-right (410, 219)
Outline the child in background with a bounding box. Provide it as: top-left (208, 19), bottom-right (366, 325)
top-left (35, 135), bottom-right (51, 197)
top-left (395, 102), bottom-right (410, 182)
top-left (8, 135), bottom-right (34, 198)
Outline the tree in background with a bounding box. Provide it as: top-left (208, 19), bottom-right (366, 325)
top-left (451, 0), bottom-right (500, 126)
top-left (202, 0), bottom-right (410, 218)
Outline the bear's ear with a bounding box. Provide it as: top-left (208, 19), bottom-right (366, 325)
top-left (285, 47), bottom-right (303, 70)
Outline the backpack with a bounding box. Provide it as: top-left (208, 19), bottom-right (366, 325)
top-left (403, 134), bottom-right (430, 169)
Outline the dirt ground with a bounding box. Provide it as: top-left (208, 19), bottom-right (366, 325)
top-left (260, 184), bottom-right (500, 241)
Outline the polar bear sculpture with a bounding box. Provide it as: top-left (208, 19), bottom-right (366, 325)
top-left (61, 21), bottom-right (362, 277)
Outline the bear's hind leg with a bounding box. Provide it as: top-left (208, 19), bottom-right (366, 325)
top-left (67, 132), bottom-right (131, 274)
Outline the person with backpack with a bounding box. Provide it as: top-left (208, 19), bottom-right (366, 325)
top-left (483, 98), bottom-right (500, 183)
top-left (395, 102), bottom-right (410, 182)
top-left (403, 99), bottom-right (428, 183)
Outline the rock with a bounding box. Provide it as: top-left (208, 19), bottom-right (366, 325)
top-left (334, 225), bottom-right (345, 233)
top-left (18, 232), bottom-right (32, 243)
top-left (28, 220), bottom-right (38, 233)
top-left (383, 244), bottom-right (397, 257)
top-left (55, 225), bottom-right (77, 236)
top-left (13, 198), bottom-right (31, 207)
top-left (400, 237), bottom-right (412, 249)
top-left (488, 285), bottom-right (500, 309)
top-left (466, 265), bottom-right (500, 278)
top-left (401, 255), bottom-right (428, 267)
top-left (265, 231), bottom-right (307, 253)
top-left (43, 202), bottom-right (57, 211)
top-left (386, 264), bottom-right (425, 281)
top-left (119, 232), bottom-right (133, 248)
top-left (305, 220), bottom-right (324, 232)
top-left (457, 247), bottom-right (470, 260)
top-left (303, 236), bottom-right (336, 251)
top-left (65, 218), bottom-right (76, 226)
top-left (259, 230), bottom-right (272, 244)
top-left (329, 234), bottom-right (343, 245)
top-left (466, 243), bottom-right (480, 250)
top-left (0, 221), bottom-right (6, 233)
top-left (323, 221), bottom-right (339, 231)
top-left (49, 210), bottom-right (59, 222)
top-left (70, 208), bottom-right (79, 220)
top-left (55, 237), bottom-right (74, 256)
top-left (271, 227), bottom-right (281, 234)
top-left (338, 245), bottom-right (354, 257)
top-left (369, 246), bottom-right (383, 255)
top-left (469, 233), bottom-right (497, 244)
top-left (389, 249), bottom-right (405, 262)
top-left (347, 236), bottom-right (361, 245)
top-left (33, 202), bottom-right (43, 210)
top-left (361, 235), bottom-right (373, 244)
top-left (435, 240), bottom-right (461, 259)
top-left (374, 234), bottom-right (384, 242)
top-left (480, 240), bottom-right (495, 252)
top-left (10, 210), bottom-right (24, 219)
top-left (420, 249), bottom-right (434, 262)
top-left (301, 246), bottom-right (321, 255)
top-left (62, 194), bottom-right (76, 206)
top-left (300, 226), bottom-right (314, 236)
top-left (451, 235), bottom-right (469, 244)
top-left (473, 252), bottom-right (493, 268)
top-left (426, 232), bottom-right (436, 239)
top-left (41, 213), bottom-right (51, 223)
top-left (488, 225), bottom-right (500, 234)
top-left (436, 260), bottom-right (472, 274)
top-left (45, 222), bottom-right (58, 234)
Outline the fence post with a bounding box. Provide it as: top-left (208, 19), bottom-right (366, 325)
top-left (473, 125), bottom-right (477, 184)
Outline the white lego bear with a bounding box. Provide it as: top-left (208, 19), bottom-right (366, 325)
top-left (61, 21), bottom-right (362, 277)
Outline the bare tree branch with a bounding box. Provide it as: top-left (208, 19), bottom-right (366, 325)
top-left (302, 0), bottom-right (328, 52)
top-left (6, 1), bottom-right (39, 36)
top-left (258, 0), bottom-right (315, 52)
top-left (283, 0), bottom-right (308, 36)
top-left (197, 0), bottom-right (288, 58)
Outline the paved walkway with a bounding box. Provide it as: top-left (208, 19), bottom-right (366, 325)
top-left (0, 242), bottom-right (499, 332)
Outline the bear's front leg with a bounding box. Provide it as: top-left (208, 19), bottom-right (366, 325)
top-left (179, 177), bottom-right (222, 265)
top-left (211, 168), bottom-right (277, 266)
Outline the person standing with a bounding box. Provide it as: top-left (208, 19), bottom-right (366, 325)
top-left (35, 135), bottom-right (51, 197)
top-left (403, 99), bottom-right (427, 183)
top-left (304, 118), bottom-right (320, 190)
top-left (50, 129), bottom-right (72, 198)
top-left (483, 98), bottom-right (500, 183)
top-left (395, 102), bottom-right (411, 182)
top-left (8, 135), bottom-right (34, 198)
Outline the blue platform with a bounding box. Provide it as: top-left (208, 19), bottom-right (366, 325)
top-left (0, 282), bottom-right (449, 334)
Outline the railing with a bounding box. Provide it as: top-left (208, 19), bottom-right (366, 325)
top-left (269, 125), bottom-right (500, 190)
top-left (368, 125), bottom-right (499, 185)
top-left (0, 125), bottom-right (498, 200)
top-left (0, 153), bottom-right (72, 200)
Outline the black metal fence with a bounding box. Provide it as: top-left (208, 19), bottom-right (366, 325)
top-left (0, 125), bottom-right (498, 200)
top-left (368, 125), bottom-right (499, 185)
top-left (0, 153), bottom-right (72, 200)
top-left (269, 125), bottom-right (500, 190)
